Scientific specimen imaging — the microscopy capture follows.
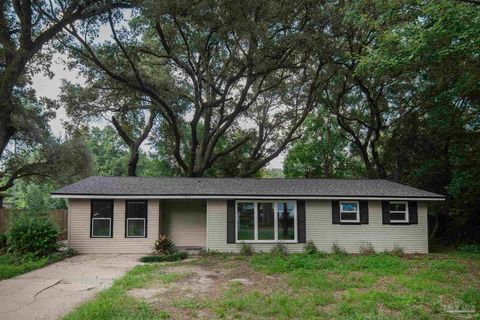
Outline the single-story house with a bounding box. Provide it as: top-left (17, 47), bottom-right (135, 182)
top-left (51, 176), bottom-right (445, 254)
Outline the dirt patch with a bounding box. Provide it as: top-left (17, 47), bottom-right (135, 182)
top-left (377, 303), bottom-right (401, 317)
top-left (374, 276), bottom-right (407, 293)
top-left (127, 257), bottom-right (287, 319)
top-left (128, 258), bottom-right (277, 301)
top-left (228, 278), bottom-right (253, 285)
top-left (129, 287), bottom-right (169, 300)
top-left (462, 258), bottom-right (480, 288)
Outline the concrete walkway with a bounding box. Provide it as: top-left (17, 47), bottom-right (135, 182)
top-left (0, 254), bottom-right (142, 320)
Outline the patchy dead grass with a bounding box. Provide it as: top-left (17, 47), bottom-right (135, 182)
top-left (65, 252), bottom-right (480, 320)
top-left (127, 256), bottom-right (290, 319)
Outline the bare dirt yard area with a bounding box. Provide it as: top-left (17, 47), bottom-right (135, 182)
top-left (64, 252), bottom-right (480, 320)
top-left (128, 257), bottom-right (286, 319)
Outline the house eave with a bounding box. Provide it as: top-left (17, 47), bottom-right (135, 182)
top-left (51, 194), bottom-right (445, 201)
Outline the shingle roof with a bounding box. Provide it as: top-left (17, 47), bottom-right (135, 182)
top-left (51, 176), bottom-right (444, 199)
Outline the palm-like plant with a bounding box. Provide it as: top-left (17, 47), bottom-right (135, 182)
top-left (154, 235), bottom-right (175, 255)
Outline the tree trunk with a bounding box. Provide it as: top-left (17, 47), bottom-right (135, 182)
top-left (370, 130), bottom-right (386, 178)
top-left (0, 121), bottom-right (15, 158)
top-left (127, 147), bottom-right (140, 176)
top-left (0, 70), bottom-right (22, 159)
top-left (355, 144), bottom-right (376, 178)
top-left (111, 111), bottom-right (156, 177)
top-left (429, 213), bottom-right (439, 241)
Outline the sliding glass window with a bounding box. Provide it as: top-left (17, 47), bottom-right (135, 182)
top-left (258, 202), bottom-right (275, 240)
top-left (236, 201), bottom-right (297, 243)
top-left (237, 202), bottom-right (255, 240)
top-left (277, 201), bottom-right (295, 240)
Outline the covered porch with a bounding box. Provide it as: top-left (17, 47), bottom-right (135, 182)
top-left (160, 199), bottom-right (207, 251)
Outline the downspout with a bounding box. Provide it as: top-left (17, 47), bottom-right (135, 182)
top-left (67, 200), bottom-right (71, 248)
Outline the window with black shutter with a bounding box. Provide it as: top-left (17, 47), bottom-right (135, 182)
top-left (232, 200), bottom-right (298, 243)
top-left (91, 200), bottom-right (113, 238)
top-left (333, 200), bottom-right (368, 225)
top-left (383, 200), bottom-right (418, 225)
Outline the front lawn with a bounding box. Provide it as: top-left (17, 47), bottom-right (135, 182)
top-left (64, 251), bottom-right (480, 319)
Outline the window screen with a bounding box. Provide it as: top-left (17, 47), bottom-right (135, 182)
top-left (126, 200), bottom-right (148, 237)
top-left (91, 200), bottom-right (113, 237)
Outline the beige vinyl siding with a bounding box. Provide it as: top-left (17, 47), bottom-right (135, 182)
top-left (164, 200), bottom-right (206, 247)
top-left (206, 200), bottom-right (428, 254)
top-left (68, 199), bottom-right (159, 254)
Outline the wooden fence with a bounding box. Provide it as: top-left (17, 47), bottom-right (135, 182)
top-left (0, 208), bottom-right (68, 239)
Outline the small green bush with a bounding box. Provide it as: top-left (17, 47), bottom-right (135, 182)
top-left (271, 243), bottom-right (288, 255)
top-left (314, 251), bottom-right (328, 258)
top-left (199, 250), bottom-right (230, 260)
top-left (154, 235), bottom-right (175, 254)
top-left (359, 242), bottom-right (375, 255)
top-left (331, 242), bottom-right (347, 255)
top-left (7, 215), bottom-right (58, 256)
top-left (240, 243), bottom-right (254, 256)
top-left (458, 244), bottom-right (480, 254)
top-left (199, 249), bottom-right (221, 256)
top-left (0, 233), bottom-right (7, 253)
top-left (64, 247), bottom-right (78, 256)
top-left (140, 252), bottom-right (188, 263)
top-left (388, 243), bottom-right (405, 257)
top-left (304, 240), bottom-right (318, 254)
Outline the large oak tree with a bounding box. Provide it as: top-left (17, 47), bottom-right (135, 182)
top-left (61, 79), bottom-right (157, 176)
top-left (61, 0), bottom-right (330, 177)
top-left (0, 0), bottom-right (132, 190)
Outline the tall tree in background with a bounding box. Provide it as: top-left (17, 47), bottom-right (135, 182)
top-left (149, 119), bottom-right (258, 177)
top-left (285, 0), bottom-right (480, 243)
top-left (85, 126), bottom-right (129, 176)
top-left (82, 125), bottom-right (174, 177)
top-left (284, 110), bottom-right (364, 178)
top-left (0, 97), bottom-right (93, 192)
top-left (61, 0), bottom-right (330, 177)
top-left (311, 1), bottom-right (417, 179)
top-left (0, 0), bottom-right (132, 191)
top-left (361, 0), bottom-right (480, 243)
top-left (61, 80), bottom-right (158, 176)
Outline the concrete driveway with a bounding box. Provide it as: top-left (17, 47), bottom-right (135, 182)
top-left (0, 254), bottom-right (142, 320)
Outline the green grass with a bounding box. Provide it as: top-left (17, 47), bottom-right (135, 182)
top-left (172, 297), bottom-right (203, 309)
top-left (64, 252), bottom-right (480, 319)
top-left (0, 252), bottom-right (71, 280)
top-left (157, 271), bottom-right (189, 283)
top-left (64, 264), bottom-right (169, 320)
top-left (63, 286), bottom-right (164, 320)
top-left (114, 264), bottom-right (159, 289)
top-left (64, 264), bottom-right (190, 320)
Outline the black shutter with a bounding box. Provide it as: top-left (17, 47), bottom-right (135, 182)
top-left (359, 201), bottom-right (369, 224)
top-left (382, 201), bottom-right (390, 224)
top-left (227, 200), bottom-right (235, 243)
top-left (409, 201), bottom-right (418, 224)
top-left (297, 200), bottom-right (306, 243)
top-left (332, 201), bottom-right (340, 224)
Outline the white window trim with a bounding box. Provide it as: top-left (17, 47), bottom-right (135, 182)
top-left (235, 200), bottom-right (298, 244)
top-left (91, 217), bottom-right (112, 238)
top-left (339, 200), bottom-right (360, 223)
top-left (390, 201), bottom-right (409, 223)
top-left (126, 218), bottom-right (146, 238)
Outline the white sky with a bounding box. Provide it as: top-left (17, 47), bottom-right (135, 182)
top-left (31, 55), bottom-right (285, 170)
